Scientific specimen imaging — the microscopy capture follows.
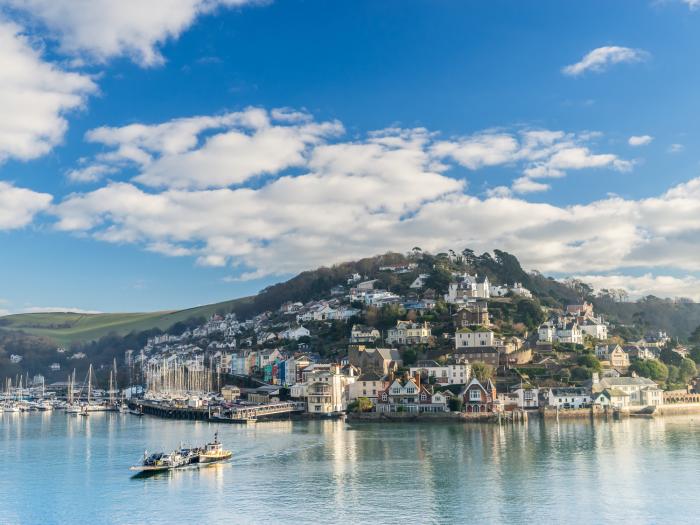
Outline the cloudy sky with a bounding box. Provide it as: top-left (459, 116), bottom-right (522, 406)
top-left (2, 0), bottom-right (700, 314)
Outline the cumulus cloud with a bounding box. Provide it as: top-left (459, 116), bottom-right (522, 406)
top-left (562, 46), bottom-right (649, 77)
top-left (628, 135), bottom-right (653, 147)
top-left (573, 273), bottom-right (700, 302)
top-left (0, 20), bottom-right (96, 163)
top-left (82, 108), bottom-right (344, 189)
top-left (0, 0), bottom-right (264, 67)
top-left (49, 111), bottom-right (700, 284)
top-left (0, 181), bottom-right (52, 229)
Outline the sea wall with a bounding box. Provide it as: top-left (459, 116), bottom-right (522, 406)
top-left (347, 411), bottom-right (498, 423)
top-left (656, 403), bottom-right (700, 415)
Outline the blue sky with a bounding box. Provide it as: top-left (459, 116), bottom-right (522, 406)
top-left (2, 0), bottom-right (700, 314)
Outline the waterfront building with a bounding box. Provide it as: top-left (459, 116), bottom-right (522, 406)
top-left (375, 374), bottom-right (448, 413)
top-left (591, 374), bottom-right (664, 407)
top-left (347, 372), bottom-right (387, 403)
top-left (409, 360), bottom-right (471, 385)
top-left (546, 387), bottom-right (591, 409)
top-left (460, 377), bottom-right (497, 413)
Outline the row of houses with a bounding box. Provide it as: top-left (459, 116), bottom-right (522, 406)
top-left (444, 273), bottom-right (533, 304)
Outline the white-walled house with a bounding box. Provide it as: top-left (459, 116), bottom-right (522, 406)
top-left (513, 387), bottom-right (540, 409)
top-left (445, 274), bottom-right (490, 303)
top-left (409, 360), bottom-right (471, 385)
top-left (455, 329), bottom-right (497, 349)
top-left (546, 388), bottom-right (591, 409)
top-left (279, 326), bottom-right (311, 340)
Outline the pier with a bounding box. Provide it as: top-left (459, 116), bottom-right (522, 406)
top-left (131, 400), bottom-right (306, 422)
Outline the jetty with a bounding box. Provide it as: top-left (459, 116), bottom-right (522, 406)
top-left (131, 400), bottom-right (305, 423)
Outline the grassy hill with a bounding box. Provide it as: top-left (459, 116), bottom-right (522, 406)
top-left (0, 298), bottom-right (253, 345)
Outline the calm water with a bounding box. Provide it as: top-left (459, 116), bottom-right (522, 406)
top-left (2, 413), bottom-right (700, 524)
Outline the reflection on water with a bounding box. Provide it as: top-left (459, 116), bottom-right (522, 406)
top-left (1, 413), bottom-right (700, 524)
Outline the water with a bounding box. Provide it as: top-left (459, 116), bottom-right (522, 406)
top-left (1, 413), bottom-right (700, 524)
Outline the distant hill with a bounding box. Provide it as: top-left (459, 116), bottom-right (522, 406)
top-left (1, 249), bottom-right (700, 347)
top-left (0, 300), bottom-right (251, 345)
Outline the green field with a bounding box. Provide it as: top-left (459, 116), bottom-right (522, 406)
top-left (0, 297), bottom-right (251, 345)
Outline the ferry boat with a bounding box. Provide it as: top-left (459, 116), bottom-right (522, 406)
top-left (197, 433), bottom-right (232, 464)
top-left (130, 451), bottom-right (188, 474)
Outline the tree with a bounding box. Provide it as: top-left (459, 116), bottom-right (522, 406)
top-left (471, 362), bottom-right (494, 382)
top-left (571, 366), bottom-right (591, 381)
top-left (448, 397), bottom-right (463, 412)
top-left (348, 397), bottom-right (373, 413)
top-left (402, 348), bottom-right (418, 366)
top-left (577, 353), bottom-right (602, 373)
top-left (690, 325), bottom-right (700, 345)
top-left (680, 358), bottom-right (697, 382)
top-left (630, 359), bottom-right (668, 382)
top-left (515, 300), bottom-right (545, 331)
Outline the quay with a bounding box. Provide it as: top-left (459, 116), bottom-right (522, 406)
top-left (131, 400), bottom-right (306, 423)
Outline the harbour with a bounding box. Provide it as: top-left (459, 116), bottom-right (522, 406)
top-left (3, 411), bottom-right (700, 524)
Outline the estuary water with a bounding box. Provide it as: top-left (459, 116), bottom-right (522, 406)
top-left (1, 413), bottom-right (700, 524)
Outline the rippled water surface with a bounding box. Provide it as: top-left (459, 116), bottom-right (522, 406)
top-left (2, 412), bottom-right (700, 524)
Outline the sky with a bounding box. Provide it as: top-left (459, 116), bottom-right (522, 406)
top-left (2, 0), bottom-right (700, 314)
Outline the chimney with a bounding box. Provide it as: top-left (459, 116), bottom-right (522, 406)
top-left (414, 371), bottom-right (421, 389)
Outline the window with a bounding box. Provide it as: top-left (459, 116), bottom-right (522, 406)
top-left (469, 390), bottom-right (481, 401)
top-left (381, 393), bottom-right (387, 401)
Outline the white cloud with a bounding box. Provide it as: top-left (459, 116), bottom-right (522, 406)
top-left (66, 164), bottom-right (116, 183)
top-left (573, 273), bottom-right (700, 301)
top-left (668, 143), bottom-right (685, 153)
top-left (562, 46), bottom-right (649, 77)
top-left (0, 20), bottom-right (96, 163)
top-left (682, 0), bottom-right (700, 10)
top-left (82, 108), bottom-right (344, 189)
top-left (49, 112), bottom-right (700, 284)
top-left (0, 181), bottom-right (52, 229)
top-left (628, 135), bottom-right (653, 147)
top-left (0, 0), bottom-right (264, 67)
top-left (19, 306), bottom-right (102, 314)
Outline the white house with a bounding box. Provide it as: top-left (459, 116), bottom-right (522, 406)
top-left (580, 319), bottom-right (608, 340)
top-left (455, 329), bottom-right (497, 349)
top-left (294, 364), bottom-right (357, 414)
top-left (546, 387), bottom-right (591, 409)
top-left (409, 360), bottom-right (470, 385)
top-left (513, 387), bottom-right (540, 409)
top-left (445, 274), bottom-right (490, 303)
top-left (278, 326), bottom-right (311, 340)
top-left (592, 375), bottom-right (663, 407)
top-left (410, 273), bottom-right (430, 289)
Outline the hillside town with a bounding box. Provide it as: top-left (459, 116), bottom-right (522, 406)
top-left (109, 251), bottom-right (700, 421)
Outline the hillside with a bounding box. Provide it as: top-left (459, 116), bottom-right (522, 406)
top-left (0, 299), bottom-right (254, 345)
top-left (2, 249), bottom-right (700, 348)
